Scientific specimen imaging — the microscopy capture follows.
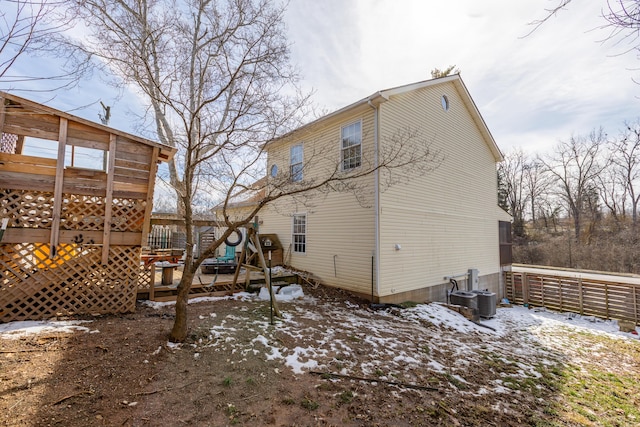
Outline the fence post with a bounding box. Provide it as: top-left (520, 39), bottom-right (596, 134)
top-left (634, 285), bottom-right (638, 325)
top-left (504, 271), bottom-right (510, 300)
top-left (634, 285), bottom-right (639, 325)
top-left (523, 273), bottom-right (529, 305)
top-left (605, 283), bottom-right (609, 320)
top-left (558, 278), bottom-right (563, 312)
top-left (578, 277), bottom-right (583, 316)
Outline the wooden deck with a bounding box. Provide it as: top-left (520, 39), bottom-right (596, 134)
top-left (137, 265), bottom-right (299, 302)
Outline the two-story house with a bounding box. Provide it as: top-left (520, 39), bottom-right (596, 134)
top-left (225, 75), bottom-right (511, 304)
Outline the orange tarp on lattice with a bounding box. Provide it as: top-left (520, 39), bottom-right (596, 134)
top-left (33, 243), bottom-right (78, 269)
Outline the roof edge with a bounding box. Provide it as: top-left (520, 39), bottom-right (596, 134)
top-left (264, 74), bottom-right (503, 163)
top-left (1, 91), bottom-right (176, 162)
top-left (264, 91), bottom-right (390, 149)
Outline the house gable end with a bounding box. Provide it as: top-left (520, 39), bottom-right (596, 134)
top-left (377, 76), bottom-right (502, 163)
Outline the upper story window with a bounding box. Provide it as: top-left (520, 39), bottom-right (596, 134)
top-left (341, 121), bottom-right (361, 171)
top-left (290, 144), bottom-right (303, 182)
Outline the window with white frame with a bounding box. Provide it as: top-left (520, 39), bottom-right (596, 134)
top-left (290, 144), bottom-right (303, 182)
top-left (292, 214), bottom-right (306, 253)
top-left (341, 121), bottom-right (361, 170)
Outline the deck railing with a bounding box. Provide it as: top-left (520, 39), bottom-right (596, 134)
top-left (505, 264), bottom-right (640, 325)
top-left (147, 225), bottom-right (185, 250)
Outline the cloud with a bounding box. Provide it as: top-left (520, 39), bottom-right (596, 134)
top-left (286, 0), bottom-right (640, 152)
top-left (4, 0), bottom-right (639, 155)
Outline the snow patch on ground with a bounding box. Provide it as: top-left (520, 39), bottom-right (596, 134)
top-left (4, 288), bottom-right (639, 402)
top-left (140, 292), bottom-right (254, 309)
top-left (0, 320), bottom-right (94, 338)
top-left (257, 285), bottom-right (304, 301)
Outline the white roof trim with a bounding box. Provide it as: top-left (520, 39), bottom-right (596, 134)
top-left (377, 74), bottom-right (460, 98)
top-left (266, 75), bottom-right (503, 162)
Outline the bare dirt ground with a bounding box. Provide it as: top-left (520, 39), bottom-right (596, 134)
top-left (1, 284), bottom-right (639, 427)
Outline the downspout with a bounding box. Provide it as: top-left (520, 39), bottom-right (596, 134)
top-left (368, 99), bottom-right (380, 302)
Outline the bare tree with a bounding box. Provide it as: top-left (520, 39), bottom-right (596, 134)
top-left (528, 1), bottom-right (640, 69)
top-left (522, 158), bottom-right (551, 224)
top-left (611, 119), bottom-right (640, 225)
top-left (0, 0), bottom-right (84, 90)
top-left (430, 65), bottom-right (459, 79)
top-left (498, 149), bottom-right (530, 237)
top-left (525, 0), bottom-right (573, 37)
top-left (66, 0), bottom-right (441, 342)
top-left (540, 129), bottom-right (609, 241)
top-left (601, 0), bottom-right (640, 55)
top-left (596, 163), bottom-right (627, 224)
top-left (537, 196), bottom-right (562, 233)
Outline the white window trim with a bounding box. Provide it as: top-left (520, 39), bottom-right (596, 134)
top-left (290, 143), bottom-right (303, 182)
top-left (291, 213), bottom-right (307, 254)
top-left (340, 119), bottom-right (362, 172)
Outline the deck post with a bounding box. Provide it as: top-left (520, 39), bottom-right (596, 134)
top-left (141, 147), bottom-right (160, 244)
top-left (101, 134), bottom-right (117, 264)
top-left (50, 117), bottom-right (68, 258)
top-left (150, 263), bottom-right (155, 301)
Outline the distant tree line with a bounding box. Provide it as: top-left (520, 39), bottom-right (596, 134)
top-left (498, 120), bottom-right (640, 274)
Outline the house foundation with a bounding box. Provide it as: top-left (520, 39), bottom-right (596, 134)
top-left (364, 272), bottom-right (503, 305)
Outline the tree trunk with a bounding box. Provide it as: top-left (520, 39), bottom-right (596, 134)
top-left (170, 269), bottom-right (196, 342)
top-left (530, 195), bottom-right (536, 223)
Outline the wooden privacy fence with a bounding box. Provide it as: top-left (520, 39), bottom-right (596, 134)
top-left (505, 264), bottom-right (640, 325)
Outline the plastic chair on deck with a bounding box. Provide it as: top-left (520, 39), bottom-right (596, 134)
top-left (217, 245), bottom-right (236, 262)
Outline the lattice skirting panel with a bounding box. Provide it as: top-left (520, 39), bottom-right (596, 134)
top-left (0, 242), bottom-right (142, 322)
top-left (137, 264), bottom-right (154, 292)
top-left (1, 189), bottom-right (146, 232)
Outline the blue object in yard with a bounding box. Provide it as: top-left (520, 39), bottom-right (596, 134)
top-left (217, 244), bottom-right (236, 262)
top-left (201, 244), bottom-right (237, 274)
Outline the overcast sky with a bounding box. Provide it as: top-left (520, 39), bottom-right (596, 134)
top-left (285, 0), bottom-right (640, 153)
top-left (4, 0), bottom-right (640, 155)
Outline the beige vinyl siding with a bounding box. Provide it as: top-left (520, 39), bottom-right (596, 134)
top-left (378, 82), bottom-right (501, 296)
top-left (216, 205), bottom-right (257, 223)
top-left (260, 109), bottom-right (376, 294)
